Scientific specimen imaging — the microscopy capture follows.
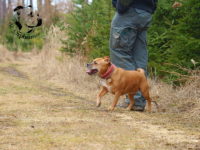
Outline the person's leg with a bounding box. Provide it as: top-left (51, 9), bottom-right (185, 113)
top-left (131, 30), bottom-right (148, 109)
top-left (110, 11), bottom-right (138, 70)
top-left (132, 31), bottom-right (148, 72)
top-left (128, 9), bottom-right (152, 110)
top-left (110, 26), bottom-right (137, 70)
top-left (110, 8), bottom-right (152, 110)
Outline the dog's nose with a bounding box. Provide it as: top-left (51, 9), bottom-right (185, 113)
top-left (86, 63), bottom-right (90, 67)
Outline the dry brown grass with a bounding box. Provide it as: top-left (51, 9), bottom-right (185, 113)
top-left (26, 26), bottom-right (101, 101)
top-left (149, 78), bottom-right (200, 120)
top-left (1, 26), bottom-right (199, 120)
top-left (0, 45), bottom-right (15, 62)
top-left (26, 26), bottom-right (200, 120)
top-left (0, 44), bottom-right (32, 63)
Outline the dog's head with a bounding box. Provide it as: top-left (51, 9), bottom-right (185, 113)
top-left (86, 56), bottom-right (111, 75)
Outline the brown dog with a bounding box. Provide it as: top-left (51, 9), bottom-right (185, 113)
top-left (86, 56), bottom-right (153, 112)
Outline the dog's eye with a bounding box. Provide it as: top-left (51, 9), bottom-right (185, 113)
top-left (94, 61), bottom-right (97, 64)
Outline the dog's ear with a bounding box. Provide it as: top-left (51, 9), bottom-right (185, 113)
top-left (104, 56), bottom-right (111, 65)
top-left (104, 56), bottom-right (110, 61)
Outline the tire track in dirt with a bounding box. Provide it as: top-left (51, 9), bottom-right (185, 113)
top-left (0, 66), bottom-right (28, 79)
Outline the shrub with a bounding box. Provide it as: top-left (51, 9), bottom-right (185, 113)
top-left (148, 0), bottom-right (200, 82)
top-left (62, 0), bottom-right (200, 83)
top-left (61, 0), bottom-right (114, 58)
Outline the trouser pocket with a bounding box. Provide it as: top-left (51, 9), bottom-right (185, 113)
top-left (110, 27), bottom-right (137, 51)
top-left (110, 27), bottom-right (122, 49)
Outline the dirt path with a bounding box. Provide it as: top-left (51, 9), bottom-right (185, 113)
top-left (0, 63), bottom-right (199, 150)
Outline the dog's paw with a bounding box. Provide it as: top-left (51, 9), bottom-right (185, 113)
top-left (108, 106), bottom-right (114, 111)
top-left (96, 101), bottom-right (101, 107)
top-left (126, 107), bottom-right (132, 111)
top-left (147, 110), bottom-right (152, 113)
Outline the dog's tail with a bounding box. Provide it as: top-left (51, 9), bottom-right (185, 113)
top-left (137, 68), bottom-right (145, 74)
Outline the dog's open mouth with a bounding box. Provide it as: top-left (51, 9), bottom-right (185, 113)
top-left (86, 69), bottom-right (98, 75)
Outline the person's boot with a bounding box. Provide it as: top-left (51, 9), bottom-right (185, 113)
top-left (117, 98), bottom-right (144, 111)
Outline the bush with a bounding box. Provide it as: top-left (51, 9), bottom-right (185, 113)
top-left (62, 0), bottom-right (200, 83)
top-left (148, 0), bottom-right (200, 82)
top-left (61, 0), bottom-right (114, 58)
top-left (2, 24), bottom-right (44, 52)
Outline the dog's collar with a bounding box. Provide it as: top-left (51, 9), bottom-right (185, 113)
top-left (100, 64), bottom-right (115, 79)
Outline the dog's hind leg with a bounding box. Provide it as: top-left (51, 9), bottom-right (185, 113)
top-left (96, 87), bottom-right (108, 107)
top-left (144, 94), bottom-right (152, 112)
top-left (140, 86), bottom-right (152, 112)
top-left (127, 93), bottom-right (135, 110)
top-left (146, 95), bottom-right (152, 112)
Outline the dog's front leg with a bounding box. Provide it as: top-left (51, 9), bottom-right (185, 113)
top-left (96, 87), bottom-right (108, 107)
top-left (127, 93), bottom-right (135, 110)
top-left (108, 92), bottom-right (121, 111)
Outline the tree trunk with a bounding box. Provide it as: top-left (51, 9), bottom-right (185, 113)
top-left (0, 0), bottom-right (3, 24)
top-left (30, 0), bottom-right (33, 11)
top-left (45, 0), bottom-right (52, 25)
top-left (17, 0), bottom-right (23, 5)
top-left (0, 0), bottom-right (7, 24)
top-left (3, 0), bottom-right (6, 17)
top-left (7, 0), bottom-right (12, 16)
top-left (37, 0), bottom-right (42, 13)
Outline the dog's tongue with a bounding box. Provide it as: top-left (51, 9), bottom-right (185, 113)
top-left (86, 69), bottom-right (92, 75)
top-left (86, 69), bottom-right (98, 75)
